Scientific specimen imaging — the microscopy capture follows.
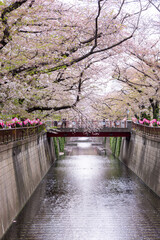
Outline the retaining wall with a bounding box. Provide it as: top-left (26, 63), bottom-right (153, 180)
top-left (120, 131), bottom-right (160, 197)
top-left (0, 133), bottom-right (55, 239)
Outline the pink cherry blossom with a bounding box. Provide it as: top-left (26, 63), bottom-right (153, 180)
top-left (139, 120), bottom-right (144, 124)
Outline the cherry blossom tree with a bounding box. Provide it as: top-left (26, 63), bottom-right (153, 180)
top-left (93, 0), bottom-right (160, 121)
top-left (100, 40), bottom-right (160, 120)
top-left (0, 0), bottom-right (143, 119)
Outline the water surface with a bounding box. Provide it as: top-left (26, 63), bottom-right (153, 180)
top-left (2, 140), bottom-right (160, 240)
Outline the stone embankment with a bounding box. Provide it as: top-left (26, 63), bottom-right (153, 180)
top-left (108, 130), bottom-right (160, 198)
top-left (0, 133), bottom-right (55, 239)
top-left (120, 131), bottom-right (160, 197)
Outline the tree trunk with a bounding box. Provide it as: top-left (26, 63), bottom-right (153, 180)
top-left (149, 98), bottom-right (159, 119)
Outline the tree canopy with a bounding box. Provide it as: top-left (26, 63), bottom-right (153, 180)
top-left (0, 0), bottom-right (159, 120)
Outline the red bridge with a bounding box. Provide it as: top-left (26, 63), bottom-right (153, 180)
top-left (46, 120), bottom-right (132, 138)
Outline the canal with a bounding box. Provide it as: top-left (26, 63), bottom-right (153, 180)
top-left (1, 138), bottom-right (160, 240)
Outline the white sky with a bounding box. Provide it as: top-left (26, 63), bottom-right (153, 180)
top-left (59, 0), bottom-right (97, 7)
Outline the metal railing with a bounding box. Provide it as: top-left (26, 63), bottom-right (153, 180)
top-left (0, 124), bottom-right (45, 144)
top-left (132, 122), bottom-right (160, 136)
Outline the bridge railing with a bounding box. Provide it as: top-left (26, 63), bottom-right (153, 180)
top-left (0, 124), bottom-right (45, 144)
top-left (46, 120), bottom-right (128, 129)
top-left (132, 122), bottom-right (160, 136)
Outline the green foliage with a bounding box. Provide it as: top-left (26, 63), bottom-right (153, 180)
top-left (110, 137), bottom-right (117, 155)
top-left (18, 98), bottom-right (25, 105)
top-left (13, 99), bottom-right (19, 106)
top-left (58, 137), bottom-right (65, 152)
top-left (110, 137), bottom-right (122, 158)
top-left (53, 137), bottom-right (65, 159)
top-left (0, 2), bottom-right (5, 6)
top-left (38, 124), bottom-right (45, 133)
top-left (12, 113), bottom-right (20, 119)
top-left (115, 137), bottom-right (122, 158)
top-left (52, 114), bottom-right (61, 120)
top-left (141, 112), bottom-right (151, 121)
top-left (53, 137), bottom-right (59, 160)
top-left (154, 107), bottom-right (159, 120)
top-left (0, 114), bottom-right (15, 121)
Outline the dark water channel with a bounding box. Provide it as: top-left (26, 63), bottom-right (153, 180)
top-left (2, 138), bottom-right (160, 240)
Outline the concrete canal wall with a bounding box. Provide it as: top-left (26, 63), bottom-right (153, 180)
top-left (120, 131), bottom-right (160, 197)
top-left (0, 133), bottom-right (55, 239)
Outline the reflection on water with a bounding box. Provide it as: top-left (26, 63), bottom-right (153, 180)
top-left (77, 142), bottom-right (91, 148)
top-left (71, 142), bottom-right (98, 155)
top-left (2, 138), bottom-right (160, 240)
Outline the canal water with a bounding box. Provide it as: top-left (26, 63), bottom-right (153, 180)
top-left (2, 138), bottom-right (160, 240)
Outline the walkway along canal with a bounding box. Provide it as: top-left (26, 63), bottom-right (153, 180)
top-left (1, 137), bottom-right (160, 240)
